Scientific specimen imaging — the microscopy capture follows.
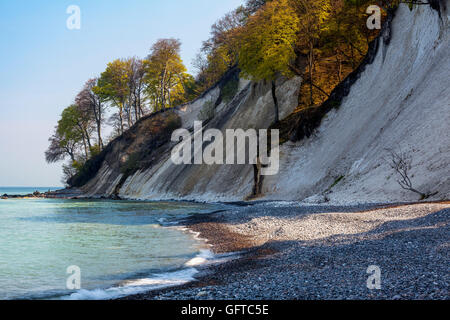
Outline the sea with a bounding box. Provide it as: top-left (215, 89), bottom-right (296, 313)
top-left (0, 187), bottom-right (222, 300)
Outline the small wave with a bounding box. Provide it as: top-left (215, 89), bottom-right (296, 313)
top-left (184, 249), bottom-right (214, 267)
top-left (63, 268), bottom-right (199, 300)
top-left (63, 249), bottom-right (219, 300)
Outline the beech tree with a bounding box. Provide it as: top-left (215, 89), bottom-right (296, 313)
top-left (45, 129), bottom-right (78, 163)
top-left (76, 78), bottom-right (105, 150)
top-left (291, 0), bottom-right (331, 105)
top-left (45, 104), bottom-right (94, 176)
top-left (239, 0), bottom-right (299, 122)
top-left (194, 8), bottom-right (246, 90)
top-left (245, 0), bottom-right (268, 15)
top-left (95, 59), bottom-right (131, 134)
top-left (321, 0), bottom-right (371, 82)
top-left (46, 127), bottom-right (82, 184)
top-left (145, 39), bottom-right (189, 110)
top-left (128, 57), bottom-right (147, 121)
top-left (57, 105), bottom-right (94, 159)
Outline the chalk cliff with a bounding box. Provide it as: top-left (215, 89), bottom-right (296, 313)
top-left (72, 3), bottom-right (450, 204)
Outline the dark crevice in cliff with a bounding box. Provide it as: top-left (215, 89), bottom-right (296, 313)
top-left (251, 135), bottom-right (264, 199)
top-left (271, 80), bottom-right (280, 123)
top-left (429, 0), bottom-right (446, 16)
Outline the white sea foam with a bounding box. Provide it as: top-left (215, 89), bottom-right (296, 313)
top-left (63, 268), bottom-right (199, 300)
top-left (62, 246), bottom-right (242, 300)
top-left (184, 249), bottom-right (214, 267)
top-left (63, 248), bottom-right (219, 300)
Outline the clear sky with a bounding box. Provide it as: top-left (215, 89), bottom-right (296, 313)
top-left (0, 0), bottom-right (243, 187)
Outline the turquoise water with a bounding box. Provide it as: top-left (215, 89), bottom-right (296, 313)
top-left (0, 198), bottom-right (218, 300)
top-left (0, 187), bottom-right (62, 196)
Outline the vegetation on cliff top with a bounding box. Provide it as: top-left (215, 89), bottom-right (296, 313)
top-left (47, 0), bottom-right (431, 185)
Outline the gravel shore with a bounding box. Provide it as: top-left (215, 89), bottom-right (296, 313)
top-left (123, 201), bottom-right (450, 300)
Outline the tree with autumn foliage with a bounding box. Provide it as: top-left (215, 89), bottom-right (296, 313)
top-left (94, 59), bottom-right (131, 134)
top-left (238, 0), bottom-right (300, 123)
top-left (58, 105), bottom-right (94, 160)
top-left (145, 39), bottom-right (191, 111)
top-left (194, 7), bottom-right (247, 91)
top-left (289, 0), bottom-right (332, 105)
top-left (47, 0), bottom-right (394, 184)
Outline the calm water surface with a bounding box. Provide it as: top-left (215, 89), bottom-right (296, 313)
top-left (0, 198), bottom-right (219, 299)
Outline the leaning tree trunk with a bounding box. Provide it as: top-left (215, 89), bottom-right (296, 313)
top-left (134, 98), bottom-right (139, 122)
top-left (97, 121), bottom-right (103, 150)
top-left (81, 135), bottom-right (89, 160)
top-left (160, 67), bottom-right (167, 110)
top-left (119, 105), bottom-right (124, 135)
top-left (93, 105), bottom-right (103, 149)
top-left (127, 105), bottom-right (132, 128)
top-left (84, 128), bottom-right (92, 151)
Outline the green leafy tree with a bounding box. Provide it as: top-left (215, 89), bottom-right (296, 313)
top-left (291, 0), bottom-right (332, 106)
top-left (194, 7), bottom-right (247, 91)
top-left (239, 0), bottom-right (300, 122)
top-left (95, 59), bottom-right (131, 134)
top-left (145, 39), bottom-right (190, 111)
top-left (45, 129), bottom-right (78, 163)
top-left (57, 105), bottom-right (94, 160)
top-left (46, 104), bottom-right (95, 183)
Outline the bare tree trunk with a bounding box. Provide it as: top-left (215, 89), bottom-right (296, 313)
top-left (127, 103), bottom-right (132, 128)
top-left (119, 106), bottom-right (124, 135)
top-left (85, 129), bottom-right (92, 150)
top-left (133, 91), bottom-right (139, 122)
top-left (309, 41), bottom-right (314, 106)
top-left (65, 148), bottom-right (76, 162)
top-left (271, 80), bottom-right (279, 123)
top-left (97, 123), bottom-right (103, 149)
top-left (167, 87), bottom-right (171, 109)
top-left (160, 66), bottom-right (167, 109)
top-left (252, 131), bottom-right (264, 197)
top-left (137, 88), bottom-right (144, 117)
top-left (336, 51), bottom-right (342, 82)
top-left (81, 135), bottom-right (88, 160)
top-left (93, 104), bottom-right (103, 149)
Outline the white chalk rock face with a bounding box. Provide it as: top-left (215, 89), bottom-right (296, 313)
top-left (79, 4), bottom-right (449, 204)
top-left (117, 76), bottom-right (302, 201)
top-left (78, 69), bottom-right (302, 201)
top-left (262, 4), bottom-right (450, 204)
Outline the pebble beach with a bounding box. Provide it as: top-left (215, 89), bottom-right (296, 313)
top-left (122, 201), bottom-right (450, 300)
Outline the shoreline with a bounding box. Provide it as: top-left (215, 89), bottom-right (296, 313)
top-left (118, 208), bottom-right (278, 300)
top-left (2, 195), bottom-right (448, 300)
top-left (120, 201), bottom-right (450, 300)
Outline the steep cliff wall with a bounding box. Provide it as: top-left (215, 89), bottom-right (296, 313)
top-left (75, 3), bottom-right (449, 204)
top-left (262, 3), bottom-right (450, 203)
top-left (78, 70), bottom-right (302, 201)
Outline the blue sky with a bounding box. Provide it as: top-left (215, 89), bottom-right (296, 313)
top-left (0, 0), bottom-right (243, 187)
